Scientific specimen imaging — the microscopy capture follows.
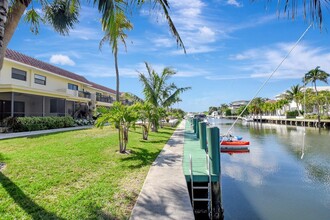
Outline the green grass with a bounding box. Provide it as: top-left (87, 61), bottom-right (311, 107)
top-left (0, 126), bottom-right (176, 219)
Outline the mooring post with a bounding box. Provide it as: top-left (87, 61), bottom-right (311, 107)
top-left (196, 119), bottom-right (200, 139)
top-left (193, 118), bottom-right (197, 133)
top-left (207, 127), bottom-right (220, 175)
top-left (199, 122), bottom-right (207, 150)
top-left (206, 126), bottom-right (223, 219)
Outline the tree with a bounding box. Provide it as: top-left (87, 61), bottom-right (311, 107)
top-left (285, 84), bottom-right (303, 116)
top-left (99, 11), bottom-right (132, 102)
top-left (136, 102), bottom-right (153, 140)
top-left (236, 105), bottom-right (249, 116)
top-left (304, 66), bottom-right (330, 127)
top-left (0, 0), bottom-right (80, 70)
top-left (0, 0), bottom-right (185, 71)
top-left (95, 102), bottom-right (139, 153)
top-left (0, 0), bottom-right (8, 48)
top-left (208, 106), bottom-right (218, 115)
top-left (248, 97), bottom-right (265, 121)
top-left (138, 62), bottom-right (191, 132)
top-left (219, 104), bottom-right (229, 115)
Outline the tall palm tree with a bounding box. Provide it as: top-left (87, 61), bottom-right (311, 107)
top-left (0, 0), bottom-right (8, 48)
top-left (0, 0), bottom-right (185, 71)
top-left (304, 66), bottom-right (330, 127)
top-left (138, 62), bottom-right (191, 132)
top-left (99, 11), bottom-right (132, 102)
top-left (285, 84), bottom-right (303, 116)
top-left (0, 0), bottom-right (80, 70)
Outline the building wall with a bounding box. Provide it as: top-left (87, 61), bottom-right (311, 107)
top-left (1, 57), bottom-right (118, 120)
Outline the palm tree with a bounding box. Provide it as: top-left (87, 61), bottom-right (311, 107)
top-left (0, 0), bottom-right (8, 48)
top-left (138, 62), bottom-right (191, 132)
top-left (304, 66), bottom-right (330, 127)
top-left (285, 84), bottom-right (303, 116)
top-left (99, 11), bottom-right (132, 102)
top-left (248, 97), bottom-right (264, 122)
top-left (0, 0), bottom-right (185, 71)
top-left (0, 0), bottom-right (80, 70)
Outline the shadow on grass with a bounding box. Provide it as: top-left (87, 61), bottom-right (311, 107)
top-left (0, 172), bottom-right (64, 220)
top-left (139, 139), bottom-right (168, 144)
top-left (121, 147), bottom-right (162, 169)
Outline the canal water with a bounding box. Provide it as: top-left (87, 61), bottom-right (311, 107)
top-left (208, 118), bottom-right (330, 220)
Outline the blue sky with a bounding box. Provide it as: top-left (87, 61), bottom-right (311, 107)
top-left (8, 0), bottom-right (330, 112)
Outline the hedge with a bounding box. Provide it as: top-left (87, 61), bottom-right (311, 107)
top-left (5, 116), bottom-right (75, 132)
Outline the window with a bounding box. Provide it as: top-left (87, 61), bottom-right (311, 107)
top-left (68, 83), bottom-right (78, 90)
top-left (50, 99), bottom-right (65, 115)
top-left (12, 68), bottom-right (27, 81)
top-left (34, 74), bottom-right (46, 85)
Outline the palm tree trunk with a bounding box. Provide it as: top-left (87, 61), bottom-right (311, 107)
top-left (0, 0), bottom-right (8, 49)
top-left (114, 49), bottom-right (120, 102)
top-left (0, 0), bottom-right (31, 70)
top-left (314, 82), bottom-right (321, 128)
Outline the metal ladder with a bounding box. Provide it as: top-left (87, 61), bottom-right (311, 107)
top-left (189, 154), bottom-right (213, 219)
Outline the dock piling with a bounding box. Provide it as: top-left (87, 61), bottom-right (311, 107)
top-left (199, 122), bottom-right (207, 150)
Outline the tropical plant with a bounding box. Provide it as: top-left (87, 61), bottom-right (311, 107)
top-left (99, 11), bottom-right (132, 102)
top-left (236, 105), bottom-right (249, 116)
top-left (303, 66), bottom-right (330, 127)
top-left (248, 97), bottom-right (265, 121)
top-left (135, 102), bottom-right (154, 140)
top-left (0, 0), bottom-right (8, 48)
top-left (0, 0), bottom-right (185, 71)
top-left (95, 101), bottom-right (139, 153)
top-left (274, 0), bottom-right (328, 29)
top-left (138, 62), bottom-right (191, 132)
top-left (208, 106), bottom-right (218, 115)
top-left (218, 104), bottom-right (229, 115)
top-left (274, 99), bottom-right (288, 115)
top-left (285, 84), bottom-right (303, 116)
top-left (0, 0), bottom-right (80, 70)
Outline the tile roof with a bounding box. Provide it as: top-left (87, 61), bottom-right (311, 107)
top-left (5, 49), bottom-right (117, 94)
top-left (88, 81), bottom-right (117, 95)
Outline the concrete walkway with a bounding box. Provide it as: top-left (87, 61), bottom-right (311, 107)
top-left (130, 120), bottom-right (194, 220)
top-left (0, 126), bottom-right (92, 140)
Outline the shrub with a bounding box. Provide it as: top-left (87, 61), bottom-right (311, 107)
top-left (74, 119), bottom-right (95, 126)
top-left (286, 110), bottom-right (299, 118)
top-left (5, 116), bottom-right (75, 132)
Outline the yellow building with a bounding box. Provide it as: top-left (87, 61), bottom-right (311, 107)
top-left (0, 49), bottom-right (117, 121)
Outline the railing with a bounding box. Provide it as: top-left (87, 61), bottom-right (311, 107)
top-left (96, 95), bottom-right (113, 103)
top-left (78, 91), bottom-right (91, 99)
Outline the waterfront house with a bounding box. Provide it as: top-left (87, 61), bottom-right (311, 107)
top-left (0, 49), bottom-right (118, 121)
top-left (229, 100), bottom-right (249, 114)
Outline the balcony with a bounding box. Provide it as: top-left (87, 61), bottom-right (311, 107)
top-left (78, 91), bottom-right (91, 99)
top-left (96, 95), bottom-right (113, 103)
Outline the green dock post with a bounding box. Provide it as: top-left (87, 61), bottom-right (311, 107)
top-left (199, 122), bottom-right (207, 150)
top-left (206, 127), bottom-right (220, 175)
top-left (196, 119), bottom-right (200, 139)
top-left (193, 119), bottom-right (197, 133)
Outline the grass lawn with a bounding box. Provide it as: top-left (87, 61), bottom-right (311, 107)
top-left (0, 125), bottom-right (176, 219)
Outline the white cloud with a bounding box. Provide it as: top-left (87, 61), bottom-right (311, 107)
top-left (231, 43), bottom-right (330, 79)
top-left (49, 54), bottom-right (75, 66)
top-left (226, 0), bottom-right (243, 7)
top-left (144, 0), bottom-right (275, 55)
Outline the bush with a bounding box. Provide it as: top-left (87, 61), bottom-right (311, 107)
top-left (286, 110), bottom-right (299, 118)
top-left (74, 119), bottom-right (95, 126)
top-left (5, 116), bottom-right (75, 132)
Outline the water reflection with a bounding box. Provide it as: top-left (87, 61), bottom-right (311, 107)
top-left (209, 118), bottom-right (330, 220)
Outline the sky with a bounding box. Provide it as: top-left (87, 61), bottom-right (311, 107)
top-left (8, 0), bottom-right (330, 112)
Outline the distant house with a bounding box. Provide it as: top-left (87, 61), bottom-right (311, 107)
top-left (211, 111), bottom-right (219, 117)
top-left (0, 49), bottom-right (120, 121)
top-left (229, 100), bottom-right (249, 114)
top-left (275, 86), bottom-right (330, 114)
